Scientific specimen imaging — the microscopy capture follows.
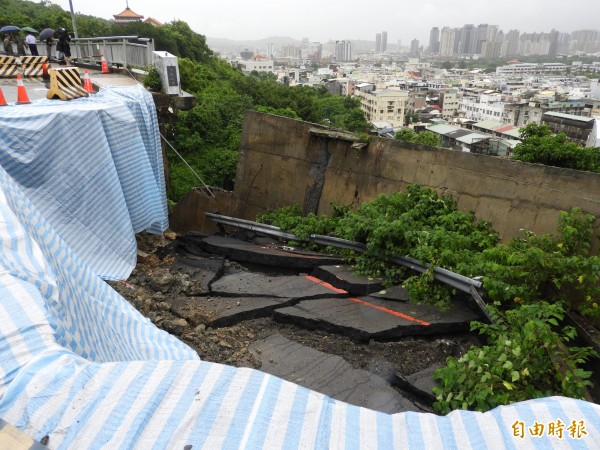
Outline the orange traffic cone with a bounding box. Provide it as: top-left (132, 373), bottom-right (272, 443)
top-left (42, 62), bottom-right (50, 80)
top-left (83, 70), bottom-right (94, 93)
top-left (100, 53), bottom-right (109, 74)
top-left (16, 74), bottom-right (31, 105)
top-left (0, 86), bottom-right (7, 106)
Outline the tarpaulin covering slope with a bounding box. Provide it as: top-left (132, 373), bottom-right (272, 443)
top-left (0, 85), bottom-right (168, 280)
top-left (0, 87), bottom-right (598, 449)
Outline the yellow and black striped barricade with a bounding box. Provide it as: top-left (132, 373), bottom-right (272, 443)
top-left (0, 56), bottom-right (19, 78)
top-left (20, 55), bottom-right (49, 78)
top-left (46, 67), bottom-right (89, 101)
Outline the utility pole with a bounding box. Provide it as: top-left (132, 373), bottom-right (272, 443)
top-left (68, 0), bottom-right (79, 39)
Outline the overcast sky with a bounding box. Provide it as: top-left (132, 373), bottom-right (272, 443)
top-left (52, 0), bottom-right (600, 44)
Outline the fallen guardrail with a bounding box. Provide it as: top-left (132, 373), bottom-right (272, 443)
top-left (204, 212), bottom-right (492, 322)
top-left (204, 213), bottom-right (307, 242)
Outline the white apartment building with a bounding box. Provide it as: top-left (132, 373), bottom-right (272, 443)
top-left (439, 88), bottom-right (459, 118)
top-left (460, 92), bottom-right (504, 122)
top-left (237, 59), bottom-right (275, 75)
top-left (496, 63), bottom-right (568, 76)
top-left (355, 89), bottom-right (409, 127)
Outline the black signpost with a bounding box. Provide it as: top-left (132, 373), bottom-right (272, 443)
top-left (166, 66), bottom-right (178, 87)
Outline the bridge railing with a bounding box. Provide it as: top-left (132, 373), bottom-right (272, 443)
top-left (36, 36), bottom-right (155, 68)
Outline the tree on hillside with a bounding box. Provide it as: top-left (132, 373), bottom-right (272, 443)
top-left (395, 129), bottom-right (440, 147)
top-left (255, 106), bottom-right (301, 119)
top-left (395, 128), bottom-right (417, 142)
top-left (413, 131), bottom-right (441, 147)
top-left (518, 123), bottom-right (552, 139)
top-left (316, 96), bottom-right (370, 133)
top-left (512, 123), bottom-right (600, 172)
top-left (110, 21), bottom-right (213, 61)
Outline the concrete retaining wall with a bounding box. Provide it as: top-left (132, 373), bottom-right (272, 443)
top-left (171, 111), bottom-right (600, 251)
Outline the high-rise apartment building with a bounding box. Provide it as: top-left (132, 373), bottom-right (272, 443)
top-left (548, 29), bottom-right (559, 57)
top-left (381, 31), bottom-right (388, 52)
top-left (487, 25), bottom-right (499, 42)
top-left (439, 27), bottom-right (455, 57)
top-left (460, 24), bottom-right (475, 55)
top-left (570, 29), bottom-right (599, 53)
top-left (428, 27), bottom-right (440, 54)
top-left (375, 33), bottom-right (382, 52)
top-left (481, 41), bottom-right (502, 59)
top-left (335, 40), bottom-right (352, 62)
top-left (426, 23), bottom-right (599, 57)
top-left (476, 24), bottom-right (489, 54)
top-left (410, 39), bottom-right (420, 57)
top-left (453, 28), bottom-right (462, 55)
top-left (505, 29), bottom-right (520, 57)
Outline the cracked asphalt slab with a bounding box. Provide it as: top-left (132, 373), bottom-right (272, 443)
top-left (109, 232), bottom-right (482, 413)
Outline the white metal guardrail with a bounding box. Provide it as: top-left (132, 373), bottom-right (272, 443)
top-left (33, 36), bottom-right (155, 68)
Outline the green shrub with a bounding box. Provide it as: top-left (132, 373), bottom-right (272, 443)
top-left (143, 66), bottom-right (162, 92)
top-left (464, 208), bottom-right (600, 317)
top-left (432, 302), bottom-right (598, 414)
top-left (512, 124), bottom-right (600, 173)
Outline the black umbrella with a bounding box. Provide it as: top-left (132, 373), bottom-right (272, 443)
top-left (39, 28), bottom-right (55, 41)
top-left (0, 25), bottom-right (20, 33)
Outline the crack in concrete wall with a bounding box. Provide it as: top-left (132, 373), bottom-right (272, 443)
top-left (304, 137), bottom-right (331, 215)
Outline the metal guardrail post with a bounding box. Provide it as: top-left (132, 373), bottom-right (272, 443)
top-left (102, 39), bottom-right (107, 64)
top-left (148, 39), bottom-right (155, 66)
top-left (122, 39), bottom-right (127, 67)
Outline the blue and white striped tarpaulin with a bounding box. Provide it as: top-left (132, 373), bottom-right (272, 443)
top-left (0, 87), bottom-right (598, 449)
top-left (0, 85), bottom-right (168, 280)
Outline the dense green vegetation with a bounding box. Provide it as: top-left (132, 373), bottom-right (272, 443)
top-left (394, 128), bottom-right (441, 147)
top-left (258, 187), bottom-right (600, 411)
top-left (2, 0), bottom-right (370, 202)
top-left (512, 123), bottom-right (600, 173)
top-left (433, 302), bottom-right (596, 413)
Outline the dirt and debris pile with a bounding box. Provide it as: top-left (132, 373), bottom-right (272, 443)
top-left (108, 232), bottom-right (480, 413)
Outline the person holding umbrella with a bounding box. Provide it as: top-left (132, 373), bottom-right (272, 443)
top-left (56, 27), bottom-right (71, 66)
top-left (14, 33), bottom-right (26, 56)
top-left (22, 27), bottom-right (39, 56)
top-left (0, 26), bottom-right (19, 56)
top-left (3, 34), bottom-right (14, 56)
top-left (39, 28), bottom-right (55, 60)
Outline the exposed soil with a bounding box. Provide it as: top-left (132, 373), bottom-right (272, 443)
top-left (110, 233), bottom-right (478, 376)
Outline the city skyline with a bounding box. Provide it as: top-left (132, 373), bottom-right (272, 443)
top-left (52, 0), bottom-right (600, 45)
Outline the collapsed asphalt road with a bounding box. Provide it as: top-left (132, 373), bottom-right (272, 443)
top-left (109, 231), bottom-right (482, 414)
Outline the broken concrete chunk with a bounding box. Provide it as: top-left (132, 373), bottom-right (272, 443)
top-left (249, 333), bottom-right (418, 414)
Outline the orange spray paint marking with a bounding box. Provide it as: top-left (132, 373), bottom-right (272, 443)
top-left (304, 275), bottom-right (430, 326)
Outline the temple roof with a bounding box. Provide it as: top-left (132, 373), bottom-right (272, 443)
top-left (113, 7), bottom-right (144, 19)
top-left (144, 17), bottom-right (162, 26)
